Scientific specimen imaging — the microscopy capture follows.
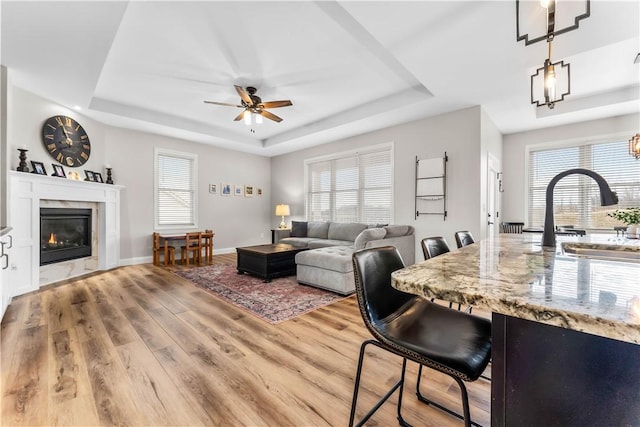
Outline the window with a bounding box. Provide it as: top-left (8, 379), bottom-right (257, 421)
top-left (527, 139), bottom-right (640, 229)
top-left (306, 144), bottom-right (393, 224)
top-left (155, 148), bottom-right (197, 228)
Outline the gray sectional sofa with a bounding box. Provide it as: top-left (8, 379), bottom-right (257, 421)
top-left (279, 221), bottom-right (415, 295)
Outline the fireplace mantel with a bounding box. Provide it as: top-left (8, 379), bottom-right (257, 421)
top-left (8, 171), bottom-right (123, 296)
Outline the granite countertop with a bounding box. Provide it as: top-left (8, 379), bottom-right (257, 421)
top-left (392, 233), bottom-right (640, 345)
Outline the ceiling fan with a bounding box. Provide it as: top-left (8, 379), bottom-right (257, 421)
top-left (204, 85), bottom-right (293, 123)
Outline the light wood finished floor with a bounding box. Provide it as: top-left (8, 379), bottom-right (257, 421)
top-left (1, 254), bottom-right (490, 426)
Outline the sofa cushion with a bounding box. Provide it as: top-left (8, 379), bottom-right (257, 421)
top-left (279, 237), bottom-right (316, 248)
top-left (328, 222), bottom-right (368, 242)
top-left (384, 225), bottom-right (411, 237)
top-left (307, 221), bottom-right (330, 239)
top-left (308, 239), bottom-right (353, 249)
top-left (290, 221), bottom-right (307, 237)
top-left (354, 228), bottom-right (387, 250)
top-left (295, 246), bottom-right (354, 273)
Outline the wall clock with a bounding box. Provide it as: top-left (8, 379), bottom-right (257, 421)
top-left (42, 115), bottom-right (91, 167)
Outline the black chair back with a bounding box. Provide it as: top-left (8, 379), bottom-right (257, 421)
top-left (352, 246), bottom-right (412, 328)
top-left (455, 231), bottom-right (475, 248)
top-left (421, 236), bottom-right (450, 260)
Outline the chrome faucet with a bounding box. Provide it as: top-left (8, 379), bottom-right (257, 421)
top-left (542, 168), bottom-right (618, 247)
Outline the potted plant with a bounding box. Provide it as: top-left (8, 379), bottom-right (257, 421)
top-left (607, 207), bottom-right (640, 238)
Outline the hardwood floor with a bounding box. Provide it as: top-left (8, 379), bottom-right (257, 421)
top-left (1, 254), bottom-right (491, 426)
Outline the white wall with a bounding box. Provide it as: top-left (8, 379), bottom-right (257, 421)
top-left (109, 127), bottom-right (272, 262)
top-left (271, 106), bottom-right (485, 259)
top-left (7, 86), bottom-right (272, 264)
top-left (502, 113), bottom-right (640, 225)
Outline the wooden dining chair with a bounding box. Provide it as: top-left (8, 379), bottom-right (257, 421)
top-left (501, 222), bottom-right (525, 234)
top-left (181, 232), bottom-right (202, 266)
top-left (153, 232), bottom-right (175, 267)
top-left (201, 229), bottom-right (214, 263)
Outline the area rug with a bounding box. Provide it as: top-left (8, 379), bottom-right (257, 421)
top-left (174, 264), bottom-right (349, 324)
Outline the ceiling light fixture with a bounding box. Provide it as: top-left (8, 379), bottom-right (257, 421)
top-left (516, 0), bottom-right (590, 45)
top-left (530, 40), bottom-right (570, 109)
top-left (630, 133), bottom-right (640, 160)
top-left (243, 109), bottom-right (264, 126)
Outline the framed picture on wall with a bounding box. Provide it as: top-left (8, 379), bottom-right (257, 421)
top-left (244, 185), bottom-right (254, 197)
top-left (51, 164), bottom-right (66, 178)
top-left (209, 184), bottom-right (217, 194)
top-left (234, 185), bottom-right (242, 196)
top-left (221, 183), bottom-right (232, 196)
top-left (257, 188), bottom-right (263, 196)
top-left (31, 161), bottom-right (47, 175)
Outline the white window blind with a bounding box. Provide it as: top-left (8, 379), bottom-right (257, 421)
top-left (528, 140), bottom-right (640, 229)
top-left (306, 145), bottom-right (393, 224)
top-left (155, 149), bottom-right (197, 227)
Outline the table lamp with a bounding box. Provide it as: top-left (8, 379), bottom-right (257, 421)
top-left (275, 204), bottom-right (290, 229)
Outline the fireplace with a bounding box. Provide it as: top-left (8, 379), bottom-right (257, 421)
top-left (40, 208), bottom-right (92, 266)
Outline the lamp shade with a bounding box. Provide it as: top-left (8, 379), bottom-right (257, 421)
top-left (275, 204), bottom-right (290, 216)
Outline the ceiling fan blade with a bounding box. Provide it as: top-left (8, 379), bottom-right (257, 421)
top-left (233, 111), bottom-right (247, 121)
top-left (259, 110), bottom-right (283, 123)
top-left (259, 100), bottom-right (292, 109)
top-left (235, 85), bottom-right (254, 106)
top-left (204, 100), bottom-right (243, 108)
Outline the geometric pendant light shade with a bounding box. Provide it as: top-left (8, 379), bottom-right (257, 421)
top-left (530, 41), bottom-right (570, 109)
top-left (516, 0), bottom-right (591, 45)
top-left (630, 133), bottom-right (640, 160)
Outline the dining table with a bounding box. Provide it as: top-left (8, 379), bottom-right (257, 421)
top-left (391, 233), bottom-right (640, 426)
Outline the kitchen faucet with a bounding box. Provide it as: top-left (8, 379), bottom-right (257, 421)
top-left (542, 168), bottom-right (618, 247)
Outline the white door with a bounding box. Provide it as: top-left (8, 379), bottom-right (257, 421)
top-left (487, 155), bottom-right (501, 237)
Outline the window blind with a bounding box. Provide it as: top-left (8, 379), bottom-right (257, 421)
top-left (306, 145), bottom-right (393, 224)
top-left (528, 140), bottom-right (640, 229)
top-left (156, 150), bottom-right (196, 227)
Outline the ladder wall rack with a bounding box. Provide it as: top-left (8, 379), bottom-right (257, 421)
top-left (415, 152), bottom-right (448, 220)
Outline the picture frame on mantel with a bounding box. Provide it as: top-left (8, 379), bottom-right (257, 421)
top-left (94, 172), bottom-right (104, 183)
top-left (31, 161), bottom-right (47, 175)
top-left (51, 164), bottom-right (66, 178)
top-left (85, 170), bottom-right (95, 182)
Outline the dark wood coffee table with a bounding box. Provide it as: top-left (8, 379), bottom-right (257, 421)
top-left (236, 243), bottom-right (307, 282)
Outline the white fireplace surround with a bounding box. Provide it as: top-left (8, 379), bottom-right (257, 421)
top-left (8, 171), bottom-right (122, 296)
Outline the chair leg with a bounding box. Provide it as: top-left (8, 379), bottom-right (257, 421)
top-left (349, 340), bottom-right (405, 427)
top-left (415, 365), bottom-right (481, 427)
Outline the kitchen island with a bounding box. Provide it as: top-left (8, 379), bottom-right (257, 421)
top-left (392, 233), bottom-right (640, 426)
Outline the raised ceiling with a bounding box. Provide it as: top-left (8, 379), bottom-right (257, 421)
top-left (2, 1), bottom-right (638, 156)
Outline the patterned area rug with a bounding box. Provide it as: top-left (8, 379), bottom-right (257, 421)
top-left (174, 264), bottom-right (349, 324)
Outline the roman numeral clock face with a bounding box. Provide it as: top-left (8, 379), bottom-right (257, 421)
top-left (42, 115), bottom-right (91, 167)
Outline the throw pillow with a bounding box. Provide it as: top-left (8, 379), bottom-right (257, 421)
top-left (354, 228), bottom-right (387, 250)
top-left (290, 221), bottom-right (308, 237)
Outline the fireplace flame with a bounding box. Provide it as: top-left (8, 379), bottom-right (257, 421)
top-left (48, 233), bottom-right (56, 244)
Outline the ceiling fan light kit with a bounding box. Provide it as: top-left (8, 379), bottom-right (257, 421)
top-left (517, 0), bottom-right (589, 109)
top-left (204, 85), bottom-right (292, 124)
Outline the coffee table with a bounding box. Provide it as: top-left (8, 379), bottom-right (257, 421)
top-left (236, 243), bottom-right (307, 282)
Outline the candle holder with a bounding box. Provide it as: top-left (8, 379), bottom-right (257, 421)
top-left (106, 167), bottom-right (114, 184)
top-left (17, 149), bottom-right (29, 172)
